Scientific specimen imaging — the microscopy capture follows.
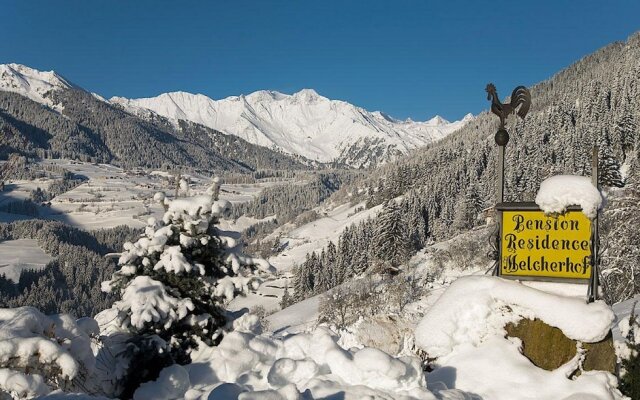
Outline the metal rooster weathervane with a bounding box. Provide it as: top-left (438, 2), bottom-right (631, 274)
top-left (486, 83), bottom-right (532, 208)
top-left (485, 83), bottom-right (531, 130)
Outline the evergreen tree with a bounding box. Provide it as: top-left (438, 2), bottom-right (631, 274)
top-left (101, 178), bottom-right (273, 393)
top-left (280, 283), bottom-right (292, 309)
top-left (599, 145), bottom-right (625, 188)
top-left (372, 200), bottom-right (410, 270)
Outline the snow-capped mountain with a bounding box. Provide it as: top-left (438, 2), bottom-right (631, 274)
top-left (0, 63), bottom-right (472, 169)
top-left (111, 90), bottom-right (473, 168)
top-left (0, 63), bottom-right (74, 111)
top-left (0, 64), bottom-right (311, 171)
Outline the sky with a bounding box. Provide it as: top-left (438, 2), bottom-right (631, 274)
top-left (2, 1), bottom-right (640, 121)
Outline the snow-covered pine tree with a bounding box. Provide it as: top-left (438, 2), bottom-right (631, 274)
top-left (599, 144), bottom-right (625, 188)
top-left (100, 177), bottom-right (273, 394)
top-left (614, 107), bottom-right (637, 160)
top-left (280, 283), bottom-right (292, 309)
top-left (372, 200), bottom-right (410, 271)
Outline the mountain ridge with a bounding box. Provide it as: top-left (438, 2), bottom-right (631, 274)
top-left (111, 88), bottom-right (473, 168)
top-left (0, 69), bottom-right (314, 172)
top-left (0, 63), bottom-right (472, 169)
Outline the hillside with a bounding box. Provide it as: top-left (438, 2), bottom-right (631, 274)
top-left (288, 32), bottom-right (640, 305)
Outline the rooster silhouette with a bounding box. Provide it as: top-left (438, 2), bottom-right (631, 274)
top-left (486, 83), bottom-right (531, 129)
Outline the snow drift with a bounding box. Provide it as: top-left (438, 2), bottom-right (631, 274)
top-left (415, 276), bottom-right (623, 400)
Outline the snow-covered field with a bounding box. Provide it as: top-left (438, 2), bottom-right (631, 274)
top-left (0, 180), bottom-right (49, 206)
top-left (0, 160), bottom-right (290, 231)
top-left (0, 239), bottom-right (52, 283)
top-left (268, 201), bottom-right (381, 272)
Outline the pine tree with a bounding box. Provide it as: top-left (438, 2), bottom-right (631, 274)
top-left (0, 307), bottom-right (97, 399)
top-left (615, 108), bottom-right (637, 160)
top-left (599, 147), bottom-right (625, 188)
top-left (280, 283), bottom-right (292, 309)
top-left (372, 200), bottom-right (410, 270)
top-left (101, 178), bottom-right (273, 393)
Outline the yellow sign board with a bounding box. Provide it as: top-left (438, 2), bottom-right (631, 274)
top-left (500, 209), bottom-right (592, 280)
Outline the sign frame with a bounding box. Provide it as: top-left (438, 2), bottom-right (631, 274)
top-left (496, 201), bottom-right (595, 284)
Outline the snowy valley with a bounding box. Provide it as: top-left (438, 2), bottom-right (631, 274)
top-left (1, 28), bottom-right (640, 400)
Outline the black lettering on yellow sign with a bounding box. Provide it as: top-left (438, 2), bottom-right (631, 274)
top-left (500, 210), bottom-right (592, 280)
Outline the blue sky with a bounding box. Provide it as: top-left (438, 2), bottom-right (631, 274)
top-left (2, 1), bottom-right (639, 121)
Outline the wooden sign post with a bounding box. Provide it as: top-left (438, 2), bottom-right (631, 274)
top-left (497, 203), bottom-right (593, 282)
top-left (487, 83), bottom-right (601, 301)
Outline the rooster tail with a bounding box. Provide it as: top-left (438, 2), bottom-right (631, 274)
top-left (510, 86), bottom-right (531, 119)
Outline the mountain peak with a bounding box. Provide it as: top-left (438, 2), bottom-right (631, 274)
top-left (0, 63), bottom-right (75, 110)
top-left (426, 115), bottom-right (449, 125)
top-left (293, 88), bottom-right (321, 100)
top-left (246, 90), bottom-right (288, 102)
top-left (0, 63), bottom-right (73, 90)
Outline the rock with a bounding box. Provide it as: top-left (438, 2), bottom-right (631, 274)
top-left (505, 318), bottom-right (615, 373)
top-left (355, 316), bottom-right (410, 355)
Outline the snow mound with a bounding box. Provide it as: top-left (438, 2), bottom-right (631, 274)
top-left (415, 276), bottom-right (623, 400)
top-left (415, 276), bottom-right (613, 357)
top-left (172, 323), bottom-right (444, 399)
top-left (0, 307), bottom-right (97, 398)
top-left (428, 337), bottom-right (623, 400)
top-left (535, 175), bottom-right (603, 218)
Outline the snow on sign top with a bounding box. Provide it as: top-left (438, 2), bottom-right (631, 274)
top-left (535, 175), bottom-right (603, 219)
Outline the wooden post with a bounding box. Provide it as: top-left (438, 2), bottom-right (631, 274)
top-left (588, 146), bottom-right (599, 302)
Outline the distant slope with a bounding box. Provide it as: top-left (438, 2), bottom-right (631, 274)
top-left (111, 89), bottom-right (473, 168)
top-left (284, 33), bottom-right (640, 304)
top-left (290, 32), bottom-right (640, 304)
top-left (0, 64), bottom-right (313, 172)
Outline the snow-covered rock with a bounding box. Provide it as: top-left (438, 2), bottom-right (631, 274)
top-left (416, 276), bottom-right (613, 357)
top-left (110, 90), bottom-right (473, 167)
top-left (535, 175), bottom-right (603, 218)
top-left (415, 276), bottom-right (623, 400)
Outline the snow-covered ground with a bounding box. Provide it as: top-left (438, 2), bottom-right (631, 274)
top-left (0, 239), bottom-right (52, 283)
top-left (95, 273), bottom-right (628, 400)
top-left (227, 200), bottom-right (382, 314)
top-left (0, 160), bottom-right (290, 231)
top-left (0, 170), bottom-right (633, 399)
top-left (0, 180), bottom-right (50, 207)
top-left (269, 201), bottom-right (381, 273)
top-left (612, 294), bottom-right (640, 341)
top-left (267, 293), bottom-right (322, 336)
